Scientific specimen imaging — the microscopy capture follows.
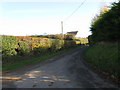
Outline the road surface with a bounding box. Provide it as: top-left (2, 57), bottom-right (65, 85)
top-left (2, 47), bottom-right (119, 88)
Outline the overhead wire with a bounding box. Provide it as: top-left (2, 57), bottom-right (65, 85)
top-left (63, 0), bottom-right (87, 22)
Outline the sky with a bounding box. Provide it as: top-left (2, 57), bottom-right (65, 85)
top-left (0, 0), bottom-right (118, 37)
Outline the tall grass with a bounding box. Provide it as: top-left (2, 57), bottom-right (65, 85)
top-left (84, 42), bottom-right (120, 81)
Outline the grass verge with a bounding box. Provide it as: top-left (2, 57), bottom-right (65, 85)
top-left (3, 46), bottom-right (79, 71)
top-left (83, 42), bottom-right (120, 83)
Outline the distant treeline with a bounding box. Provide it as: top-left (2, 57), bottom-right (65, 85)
top-left (31, 34), bottom-right (75, 40)
top-left (31, 34), bottom-right (88, 45)
top-left (88, 1), bottom-right (120, 44)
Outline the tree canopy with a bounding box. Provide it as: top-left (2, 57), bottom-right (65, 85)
top-left (90, 1), bottom-right (120, 43)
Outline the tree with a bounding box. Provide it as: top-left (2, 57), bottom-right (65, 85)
top-left (90, 1), bottom-right (120, 43)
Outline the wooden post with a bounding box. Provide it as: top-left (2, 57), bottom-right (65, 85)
top-left (61, 21), bottom-right (63, 39)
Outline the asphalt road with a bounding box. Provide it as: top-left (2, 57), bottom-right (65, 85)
top-left (2, 47), bottom-right (119, 88)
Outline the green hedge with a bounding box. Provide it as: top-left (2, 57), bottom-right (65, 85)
top-left (50, 39), bottom-right (64, 52)
top-left (1, 35), bottom-right (76, 64)
top-left (18, 41), bottom-right (30, 55)
top-left (2, 35), bottom-right (18, 57)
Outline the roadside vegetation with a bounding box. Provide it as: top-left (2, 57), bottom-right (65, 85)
top-left (1, 34), bottom-right (88, 71)
top-left (84, 42), bottom-right (119, 81)
top-left (31, 34), bottom-right (88, 45)
top-left (3, 47), bottom-right (77, 71)
top-left (75, 37), bottom-right (88, 45)
top-left (84, 1), bottom-right (120, 83)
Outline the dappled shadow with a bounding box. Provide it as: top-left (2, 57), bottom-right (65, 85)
top-left (2, 69), bottom-right (73, 88)
top-left (2, 47), bottom-right (118, 88)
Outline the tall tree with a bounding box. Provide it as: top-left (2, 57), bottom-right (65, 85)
top-left (90, 1), bottom-right (120, 43)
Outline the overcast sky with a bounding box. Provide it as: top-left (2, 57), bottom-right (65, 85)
top-left (0, 0), bottom-right (117, 37)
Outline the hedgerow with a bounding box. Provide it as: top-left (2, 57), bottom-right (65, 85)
top-left (18, 41), bottom-right (30, 56)
top-left (2, 35), bottom-right (18, 57)
top-left (1, 35), bottom-right (76, 64)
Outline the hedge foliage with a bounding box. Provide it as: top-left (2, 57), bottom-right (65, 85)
top-left (1, 35), bottom-right (76, 64)
top-left (18, 41), bottom-right (30, 55)
top-left (31, 34), bottom-right (75, 40)
top-left (2, 35), bottom-right (18, 57)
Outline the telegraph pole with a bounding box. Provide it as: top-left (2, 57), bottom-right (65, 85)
top-left (61, 21), bottom-right (63, 39)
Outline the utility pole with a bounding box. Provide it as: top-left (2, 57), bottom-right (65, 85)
top-left (61, 21), bottom-right (64, 39)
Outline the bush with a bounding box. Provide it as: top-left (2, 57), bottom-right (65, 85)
top-left (50, 39), bottom-right (64, 52)
top-left (64, 40), bottom-right (76, 48)
top-left (32, 47), bottom-right (47, 56)
top-left (2, 35), bottom-right (18, 57)
top-left (18, 41), bottom-right (30, 56)
top-left (31, 38), bottom-right (52, 55)
top-left (2, 35), bottom-right (77, 64)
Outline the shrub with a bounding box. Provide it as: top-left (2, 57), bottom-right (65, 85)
top-left (64, 40), bottom-right (76, 48)
top-left (2, 35), bottom-right (18, 57)
top-left (31, 38), bottom-right (52, 55)
top-left (18, 41), bottom-right (30, 56)
top-left (2, 35), bottom-right (77, 64)
top-left (50, 39), bottom-right (64, 52)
